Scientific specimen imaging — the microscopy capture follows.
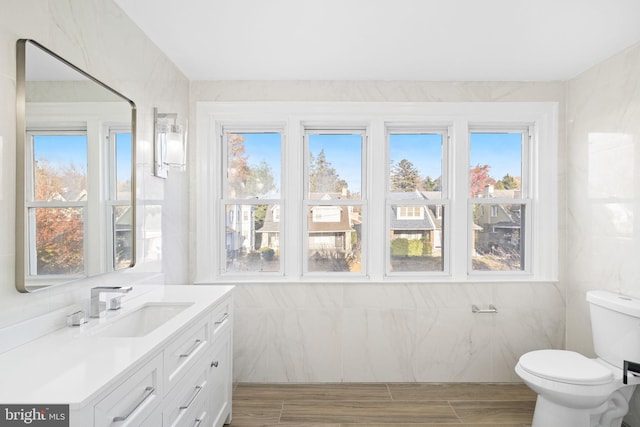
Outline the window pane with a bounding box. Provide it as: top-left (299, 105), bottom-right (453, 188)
top-left (389, 133), bottom-right (443, 199)
top-left (307, 204), bottom-right (361, 272)
top-left (113, 205), bottom-right (133, 269)
top-left (472, 203), bottom-right (524, 271)
top-left (226, 133), bottom-right (281, 199)
top-left (469, 132), bottom-right (522, 198)
top-left (33, 134), bottom-right (87, 202)
top-left (115, 132), bottom-right (132, 201)
top-left (225, 204), bottom-right (280, 273)
top-left (32, 207), bottom-right (84, 275)
top-left (308, 133), bottom-right (362, 200)
top-left (389, 204), bottom-right (444, 272)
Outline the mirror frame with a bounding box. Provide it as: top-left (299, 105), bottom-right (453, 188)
top-left (15, 39), bottom-right (137, 292)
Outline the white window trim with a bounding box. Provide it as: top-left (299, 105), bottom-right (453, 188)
top-left (194, 102), bottom-right (558, 283)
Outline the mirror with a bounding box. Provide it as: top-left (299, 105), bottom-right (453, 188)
top-left (16, 39), bottom-right (136, 292)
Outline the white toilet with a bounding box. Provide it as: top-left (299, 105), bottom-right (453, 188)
top-left (516, 290), bottom-right (640, 427)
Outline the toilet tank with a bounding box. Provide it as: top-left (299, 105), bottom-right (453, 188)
top-left (587, 290), bottom-right (640, 369)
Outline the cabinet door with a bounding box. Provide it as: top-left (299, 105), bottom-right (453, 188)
top-left (208, 329), bottom-right (232, 427)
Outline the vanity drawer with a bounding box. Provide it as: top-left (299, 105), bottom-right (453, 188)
top-left (94, 353), bottom-right (163, 427)
top-left (211, 296), bottom-right (232, 337)
top-left (163, 358), bottom-right (209, 427)
top-left (164, 314), bottom-right (210, 392)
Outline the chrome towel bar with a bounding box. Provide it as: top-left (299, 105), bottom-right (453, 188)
top-left (472, 304), bottom-right (498, 314)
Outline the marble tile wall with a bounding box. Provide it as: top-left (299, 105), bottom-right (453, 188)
top-left (231, 282), bottom-right (564, 383)
top-left (566, 40), bottom-right (640, 425)
top-left (0, 0), bottom-right (189, 330)
top-left (566, 41), bottom-right (640, 356)
top-left (191, 80), bottom-right (568, 382)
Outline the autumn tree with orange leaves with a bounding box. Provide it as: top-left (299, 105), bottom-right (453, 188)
top-left (33, 159), bottom-right (85, 275)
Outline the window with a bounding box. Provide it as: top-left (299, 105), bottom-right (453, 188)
top-left (26, 127), bottom-right (131, 279)
top-left (27, 132), bottom-right (87, 276)
top-left (469, 130), bottom-right (528, 272)
top-left (108, 129), bottom-right (133, 270)
top-left (222, 130), bottom-right (282, 273)
top-left (304, 131), bottom-right (365, 274)
top-left (387, 130), bottom-right (446, 274)
top-left (197, 102), bottom-right (558, 282)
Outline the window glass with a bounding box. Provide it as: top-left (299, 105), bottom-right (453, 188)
top-left (389, 133), bottom-right (443, 199)
top-left (31, 207), bottom-right (84, 275)
top-left (469, 131), bottom-right (525, 272)
top-left (307, 133), bottom-right (361, 199)
top-left (223, 131), bottom-right (282, 275)
top-left (388, 131), bottom-right (445, 273)
top-left (472, 203), bottom-right (525, 271)
top-left (389, 203), bottom-right (444, 272)
top-left (305, 132), bottom-right (364, 274)
top-left (469, 132), bottom-right (522, 198)
top-left (33, 134), bottom-right (87, 202)
top-left (114, 132), bottom-right (132, 201)
top-left (307, 205), bottom-right (361, 273)
top-left (112, 205), bottom-right (132, 269)
top-left (226, 132), bottom-right (281, 199)
top-left (225, 203), bottom-right (280, 273)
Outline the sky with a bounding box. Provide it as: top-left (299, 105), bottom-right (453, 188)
top-left (469, 132), bottom-right (522, 180)
top-left (33, 133), bottom-right (132, 183)
top-left (238, 131), bottom-right (522, 194)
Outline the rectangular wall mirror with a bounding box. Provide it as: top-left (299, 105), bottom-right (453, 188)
top-left (16, 39), bottom-right (137, 292)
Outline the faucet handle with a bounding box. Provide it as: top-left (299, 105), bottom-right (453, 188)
top-left (107, 296), bottom-right (124, 311)
top-left (66, 310), bottom-right (87, 327)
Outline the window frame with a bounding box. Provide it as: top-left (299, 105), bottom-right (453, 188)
top-left (195, 102), bottom-right (558, 283)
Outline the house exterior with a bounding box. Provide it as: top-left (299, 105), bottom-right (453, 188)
top-left (473, 185), bottom-right (522, 254)
top-left (389, 191), bottom-right (443, 255)
top-left (225, 204), bottom-right (255, 259)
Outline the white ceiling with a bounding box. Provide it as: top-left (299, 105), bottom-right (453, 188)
top-left (114, 0), bottom-right (640, 81)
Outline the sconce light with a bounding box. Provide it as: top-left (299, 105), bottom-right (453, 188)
top-left (154, 107), bottom-right (186, 178)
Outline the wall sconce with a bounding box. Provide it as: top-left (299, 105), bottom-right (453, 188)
top-left (154, 107), bottom-right (186, 178)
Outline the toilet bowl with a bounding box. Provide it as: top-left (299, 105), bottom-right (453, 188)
top-left (515, 290), bottom-right (640, 427)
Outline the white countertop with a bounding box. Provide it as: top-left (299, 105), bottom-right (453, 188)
top-left (0, 284), bottom-right (233, 409)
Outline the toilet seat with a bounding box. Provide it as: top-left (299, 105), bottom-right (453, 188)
top-left (518, 350), bottom-right (614, 386)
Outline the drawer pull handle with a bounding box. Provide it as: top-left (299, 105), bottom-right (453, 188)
top-left (214, 313), bottom-right (229, 325)
top-left (180, 339), bottom-right (203, 358)
top-left (112, 386), bottom-right (155, 422)
top-left (180, 385), bottom-right (203, 410)
top-left (211, 361), bottom-right (219, 368)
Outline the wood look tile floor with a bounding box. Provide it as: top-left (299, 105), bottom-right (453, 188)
top-left (227, 383), bottom-right (536, 426)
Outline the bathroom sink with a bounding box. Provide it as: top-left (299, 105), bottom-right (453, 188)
top-left (95, 302), bottom-right (193, 337)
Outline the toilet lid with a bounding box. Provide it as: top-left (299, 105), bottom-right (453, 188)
top-left (518, 350), bottom-right (614, 385)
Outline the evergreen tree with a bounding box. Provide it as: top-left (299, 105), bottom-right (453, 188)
top-left (309, 149), bottom-right (344, 193)
top-left (423, 175), bottom-right (442, 191)
top-left (390, 159), bottom-right (420, 192)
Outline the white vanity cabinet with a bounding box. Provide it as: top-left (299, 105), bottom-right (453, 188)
top-left (0, 285), bottom-right (234, 427)
top-left (83, 291), bottom-right (234, 427)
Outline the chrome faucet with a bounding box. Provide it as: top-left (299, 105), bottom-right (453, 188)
top-left (90, 286), bottom-right (133, 318)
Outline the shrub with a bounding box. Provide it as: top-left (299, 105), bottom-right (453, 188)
top-left (391, 238), bottom-right (409, 257)
top-left (260, 247), bottom-right (275, 261)
top-left (407, 239), bottom-right (423, 257)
